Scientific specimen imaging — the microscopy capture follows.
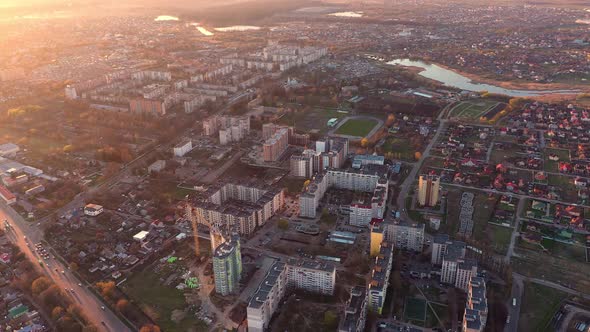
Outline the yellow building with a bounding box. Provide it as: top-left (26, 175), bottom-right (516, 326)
top-left (418, 174), bottom-right (440, 207)
top-left (370, 224), bottom-right (384, 257)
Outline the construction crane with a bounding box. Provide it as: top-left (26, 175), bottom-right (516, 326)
top-left (185, 203), bottom-right (225, 258)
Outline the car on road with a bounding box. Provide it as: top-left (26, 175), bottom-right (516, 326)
top-left (101, 306), bottom-right (105, 310)
top-left (61, 270), bottom-right (65, 274)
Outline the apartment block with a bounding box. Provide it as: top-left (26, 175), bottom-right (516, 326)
top-left (263, 127), bottom-right (289, 162)
top-left (300, 164), bottom-right (389, 219)
top-left (418, 174), bottom-right (440, 207)
top-left (462, 277), bottom-right (488, 332)
top-left (338, 286), bottom-right (368, 332)
top-left (382, 220), bottom-right (425, 252)
top-left (212, 234), bottom-right (242, 296)
top-left (290, 154), bottom-right (313, 178)
top-left (368, 242), bottom-right (394, 314)
top-left (173, 140), bottom-right (192, 157)
top-left (192, 180), bottom-right (284, 236)
top-left (247, 259), bottom-right (336, 332)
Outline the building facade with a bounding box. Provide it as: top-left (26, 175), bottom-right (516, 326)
top-left (247, 259), bottom-right (336, 332)
top-left (212, 235), bottom-right (242, 296)
top-left (338, 286), bottom-right (368, 332)
top-left (368, 241), bottom-right (394, 314)
top-left (418, 174), bottom-right (440, 207)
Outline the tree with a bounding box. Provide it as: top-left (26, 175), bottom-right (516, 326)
top-left (96, 281), bottom-right (116, 299)
top-left (386, 113), bottom-right (396, 127)
top-left (277, 219), bottom-right (289, 231)
top-left (361, 137), bottom-right (369, 148)
top-left (303, 179), bottom-right (311, 189)
top-left (139, 325), bottom-right (162, 332)
top-left (414, 151), bottom-right (422, 161)
top-left (63, 145), bottom-right (74, 153)
top-left (116, 299), bottom-right (129, 314)
top-left (31, 276), bottom-right (52, 295)
top-left (323, 310), bottom-right (338, 329)
top-left (51, 306), bottom-right (65, 320)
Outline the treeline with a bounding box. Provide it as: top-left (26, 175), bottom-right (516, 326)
top-left (10, 246), bottom-right (97, 332)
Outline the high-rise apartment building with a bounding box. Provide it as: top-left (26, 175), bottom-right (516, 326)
top-left (212, 234), bottom-right (242, 295)
top-left (418, 174), bottom-right (440, 207)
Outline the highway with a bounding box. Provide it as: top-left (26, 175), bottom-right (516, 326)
top-left (0, 201), bottom-right (131, 332)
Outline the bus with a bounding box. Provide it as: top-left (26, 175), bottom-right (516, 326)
top-left (512, 298), bottom-right (517, 306)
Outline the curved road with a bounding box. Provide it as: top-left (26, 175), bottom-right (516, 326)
top-left (0, 202), bottom-right (131, 332)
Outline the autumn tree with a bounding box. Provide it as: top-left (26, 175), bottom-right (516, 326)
top-left (360, 137), bottom-right (369, 148)
top-left (51, 306), bottom-right (65, 320)
top-left (140, 324), bottom-right (162, 332)
top-left (386, 113), bottom-right (396, 127)
top-left (96, 281), bottom-right (116, 299)
top-left (31, 276), bottom-right (52, 295)
top-left (116, 299), bottom-right (129, 314)
top-left (277, 219), bottom-right (289, 231)
top-left (414, 151), bottom-right (422, 160)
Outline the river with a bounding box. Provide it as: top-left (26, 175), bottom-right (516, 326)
top-left (386, 58), bottom-right (581, 97)
top-left (214, 25), bottom-right (261, 32)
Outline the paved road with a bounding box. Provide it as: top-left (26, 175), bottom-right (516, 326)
top-left (396, 105), bottom-right (449, 219)
top-left (505, 197), bottom-right (526, 262)
top-left (0, 202), bottom-right (131, 332)
top-left (504, 274), bottom-right (524, 332)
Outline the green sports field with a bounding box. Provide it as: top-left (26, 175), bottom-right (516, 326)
top-left (334, 118), bottom-right (378, 137)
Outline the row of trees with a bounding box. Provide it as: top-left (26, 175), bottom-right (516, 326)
top-left (10, 252), bottom-right (97, 332)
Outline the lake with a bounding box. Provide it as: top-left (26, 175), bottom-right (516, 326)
top-left (387, 58), bottom-right (580, 97)
top-left (328, 11), bottom-right (363, 18)
top-left (154, 15), bottom-right (179, 21)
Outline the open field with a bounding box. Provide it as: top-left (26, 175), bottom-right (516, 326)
top-left (334, 118), bottom-right (379, 137)
top-left (448, 99), bottom-right (502, 120)
top-left (278, 108), bottom-right (347, 135)
top-left (122, 272), bottom-right (205, 332)
top-left (518, 282), bottom-right (567, 332)
top-left (489, 225), bottom-right (513, 255)
top-left (404, 297), bottom-right (427, 323)
top-left (382, 137), bottom-right (415, 161)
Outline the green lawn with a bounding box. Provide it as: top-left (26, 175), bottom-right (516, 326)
top-left (540, 238), bottom-right (587, 263)
top-left (404, 297), bottom-right (427, 322)
top-left (489, 225), bottom-right (513, 255)
top-left (123, 272), bottom-right (205, 332)
top-left (334, 118), bottom-right (378, 137)
top-left (544, 148), bottom-right (570, 172)
top-left (518, 282), bottom-right (567, 332)
top-left (278, 108), bottom-right (347, 134)
top-left (382, 137), bottom-right (415, 161)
